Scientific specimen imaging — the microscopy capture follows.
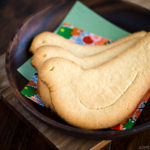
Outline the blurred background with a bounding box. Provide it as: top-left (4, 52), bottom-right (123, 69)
top-left (125, 0), bottom-right (150, 9)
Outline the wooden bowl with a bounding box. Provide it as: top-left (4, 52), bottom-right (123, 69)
top-left (5, 0), bottom-right (150, 139)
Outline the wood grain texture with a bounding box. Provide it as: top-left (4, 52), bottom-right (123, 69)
top-left (0, 101), bottom-right (58, 150)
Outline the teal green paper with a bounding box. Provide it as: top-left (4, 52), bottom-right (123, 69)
top-left (17, 1), bottom-right (129, 81)
top-left (55, 1), bottom-right (129, 40)
top-left (17, 58), bottom-right (36, 80)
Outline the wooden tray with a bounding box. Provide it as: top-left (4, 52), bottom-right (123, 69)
top-left (5, 0), bottom-right (150, 139)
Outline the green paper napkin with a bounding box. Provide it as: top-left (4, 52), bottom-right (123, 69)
top-left (17, 1), bottom-right (129, 80)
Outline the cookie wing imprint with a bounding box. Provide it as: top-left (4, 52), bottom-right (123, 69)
top-left (39, 33), bottom-right (150, 129)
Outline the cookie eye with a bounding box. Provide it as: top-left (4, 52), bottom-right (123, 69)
top-left (49, 66), bottom-right (54, 71)
top-left (42, 54), bottom-right (47, 57)
top-left (42, 40), bottom-right (46, 44)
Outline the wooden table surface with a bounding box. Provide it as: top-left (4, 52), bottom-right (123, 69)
top-left (0, 0), bottom-right (150, 150)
